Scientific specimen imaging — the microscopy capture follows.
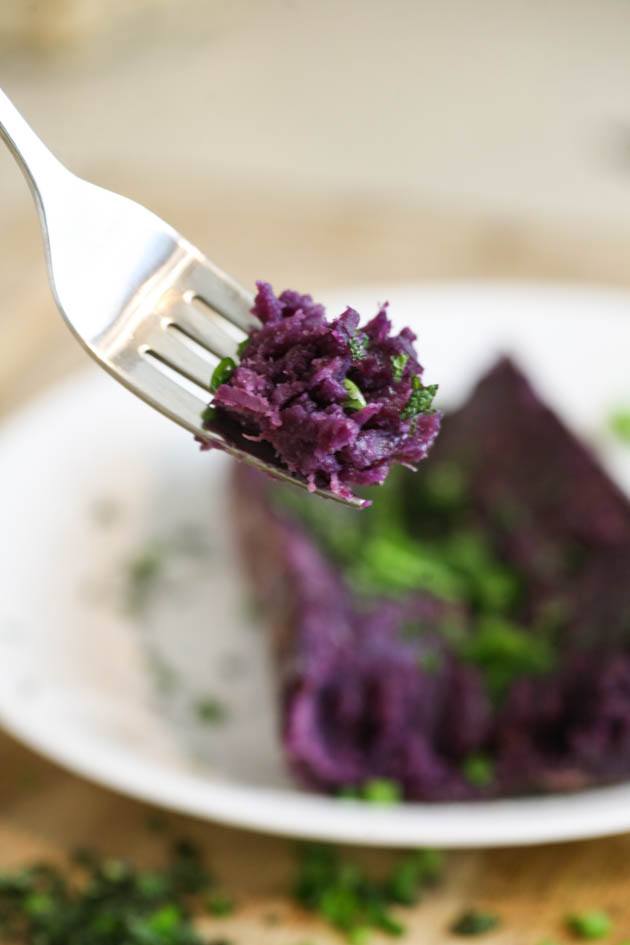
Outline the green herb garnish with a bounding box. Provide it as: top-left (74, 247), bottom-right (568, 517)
top-left (0, 840), bottom-right (213, 944)
top-left (236, 337), bottom-right (250, 359)
top-left (210, 357), bottom-right (236, 392)
top-left (462, 753), bottom-right (495, 788)
top-left (451, 909), bottom-right (501, 935)
top-left (127, 546), bottom-right (165, 615)
top-left (461, 617), bottom-right (554, 701)
top-left (401, 376), bottom-right (438, 420)
top-left (343, 378), bottom-right (367, 411)
top-left (360, 779), bottom-right (402, 805)
top-left (194, 697), bottom-right (227, 725)
top-left (391, 353), bottom-right (409, 382)
top-left (206, 893), bottom-right (235, 917)
top-left (567, 910), bottom-right (613, 939)
top-left (294, 844), bottom-right (442, 942)
top-left (348, 333), bottom-right (369, 361)
top-left (201, 405), bottom-right (217, 425)
top-left (609, 408), bottom-right (630, 444)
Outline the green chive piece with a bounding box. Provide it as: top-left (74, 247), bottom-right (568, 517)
top-left (401, 375), bottom-right (438, 420)
top-left (567, 910), bottom-right (613, 939)
top-left (391, 353), bottom-right (409, 382)
top-left (343, 378), bottom-right (367, 411)
top-left (348, 333), bottom-right (369, 361)
top-left (609, 408), bottom-right (630, 444)
top-left (201, 405), bottom-right (217, 425)
top-left (206, 893), bottom-right (235, 917)
top-left (236, 337), bottom-right (250, 359)
top-left (451, 909), bottom-right (501, 935)
top-left (360, 779), bottom-right (402, 805)
top-left (462, 753), bottom-right (495, 788)
top-left (210, 357), bottom-right (236, 392)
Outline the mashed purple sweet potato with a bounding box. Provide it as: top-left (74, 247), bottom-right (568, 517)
top-left (207, 282), bottom-right (441, 501)
top-left (231, 358), bottom-right (630, 801)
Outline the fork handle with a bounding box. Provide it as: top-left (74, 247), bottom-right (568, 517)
top-left (0, 87), bottom-right (66, 210)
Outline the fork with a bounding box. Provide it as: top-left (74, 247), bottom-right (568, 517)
top-left (0, 87), bottom-right (361, 507)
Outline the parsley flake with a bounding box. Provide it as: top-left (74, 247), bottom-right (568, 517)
top-left (210, 357), bottom-right (236, 392)
top-left (343, 378), bottom-right (367, 411)
top-left (401, 376), bottom-right (438, 420)
top-left (391, 353), bottom-right (409, 382)
top-left (451, 909), bottom-right (501, 936)
top-left (348, 333), bottom-right (369, 361)
top-left (567, 910), bottom-right (613, 939)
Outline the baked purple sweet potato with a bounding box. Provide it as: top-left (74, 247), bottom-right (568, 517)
top-left (231, 357), bottom-right (630, 801)
top-left (206, 282), bottom-right (441, 503)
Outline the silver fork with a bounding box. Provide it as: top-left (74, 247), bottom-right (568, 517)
top-left (0, 88), bottom-right (361, 507)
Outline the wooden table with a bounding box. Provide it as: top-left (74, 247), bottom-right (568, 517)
top-left (2, 172), bottom-right (630, 943)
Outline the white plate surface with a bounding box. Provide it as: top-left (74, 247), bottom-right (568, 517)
top-left (2, 282), bottom-right (630, 848)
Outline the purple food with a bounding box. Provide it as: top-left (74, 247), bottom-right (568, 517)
top-left (232, 357), bottom-right (630, 801)
top-left (207, 282), bottom-right (441, 502)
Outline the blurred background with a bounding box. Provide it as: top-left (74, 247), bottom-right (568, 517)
top-left (2, 0), bottom-right (630, 413)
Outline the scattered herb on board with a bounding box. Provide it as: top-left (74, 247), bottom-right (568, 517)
top-left (205, 894), bottom-right (235, 917)
top-left (293, 844), bottom-right (443, 942)
top-left (566, 910), bottom-right (613, 939)
top-left (0, 840), bottom-right (215, 945)
top-left (450, 909), bottom-right (501, 936)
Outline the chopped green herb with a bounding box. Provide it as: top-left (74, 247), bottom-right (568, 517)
top-left (206, 893), bottom-right (235, 917)
top-left (462, 753), bottom-right (495, 788)
top-left (461, 616), bottom-right (554, 701)
top-left (343, 378), bottom-right (367, 411)
top-left (210, 357), bottom-right (236, 392)
top-left (201, 405), bottom-right (217, 425)
top-left (451, 909), bottom-right (501, 935)
top-left (0, 840), bottom-right (214, 944)
top-left (126, 546), bottom-right (165, 615)
top-left (348, 333), bottom-right (369, 361)
top-left (236, 337), bottom-right (250, 359)
top-left (391, 353), bottom-right (409, 382)
top-left (401, 375), bottom-right (438, 420)
top-left (294, 844), bottom-right (441, 942)
top-left (360, 779), bottom-right (402, 805)
top-left (609, 408), bottom-right (630, 444)
top-left (567, 910), bottom-right (613, 939)
top-left (194, 697), bottom-right (227, 725)
top-left (386, 850), bottom-right (443, 905)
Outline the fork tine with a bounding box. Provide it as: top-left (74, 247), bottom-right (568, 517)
top-left (142, 324), bottom-right (217, 390)
top-left (167, 299), bottom-right (243, 360)
top-left (188, 259), bottom-right (258, 333)
top-left (115, 352), bottom-right (212, 436)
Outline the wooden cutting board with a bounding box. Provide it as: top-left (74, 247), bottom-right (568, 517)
top-left (2, 172), bottom-right (630, 943)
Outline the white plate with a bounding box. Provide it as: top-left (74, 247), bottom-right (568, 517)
top-left (2, 282), bottom-right (630, 849)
